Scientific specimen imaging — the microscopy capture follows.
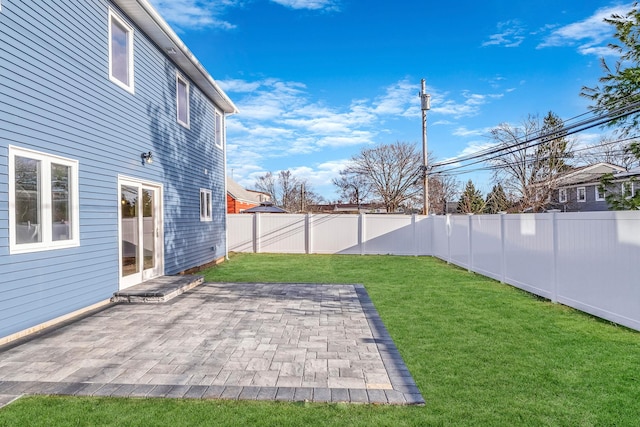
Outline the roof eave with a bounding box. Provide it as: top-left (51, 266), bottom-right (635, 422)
top-left (113, 0), bottom-right (238, 115)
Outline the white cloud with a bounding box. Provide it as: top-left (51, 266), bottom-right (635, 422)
top-left (431, 91), bottom-right (503, 118)
top-left (482, 20), bottom-right (526, 48)
top-left (432, 120), bottom-right (455, 126)
top-left (149, 0), bottom-right (239, 29)
top-left (270, 0), bottom-right (339, 11)
top-left (217, 79), bottom-right (261, 93)
top-left (372, 79), bottom-right (416, 116)
top-left (538, 3), bottom-right (633, 55)
top-left (457, 141), bottom-right (499, 158)
top-left (224, 78), bottom-right (383, 157)
top-left (452, 126), bottom-right (492, 138)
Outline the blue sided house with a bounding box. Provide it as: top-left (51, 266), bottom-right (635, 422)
top-left (0, 0), bottom-right (238, 342)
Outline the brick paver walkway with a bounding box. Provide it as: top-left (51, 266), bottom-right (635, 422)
top-left (0, 283), bottom-right (423, 406)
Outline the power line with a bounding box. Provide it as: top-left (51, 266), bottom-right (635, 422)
top-left (431, 135), bottom-right (640, 178)
top-left (429, 100), bottom-right (640, 175)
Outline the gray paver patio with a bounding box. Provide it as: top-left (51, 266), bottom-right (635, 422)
top-left (0, 283), bottom-right (423, 407)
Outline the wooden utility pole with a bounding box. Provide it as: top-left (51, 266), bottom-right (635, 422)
top-left (420, 79), bottom-right (431, 215)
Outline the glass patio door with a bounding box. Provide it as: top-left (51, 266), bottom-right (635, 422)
top-left (119, 178), bottom-right (162, 289)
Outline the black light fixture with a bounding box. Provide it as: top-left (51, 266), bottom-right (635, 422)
top-left (141, 151), bottom-right (153, 164)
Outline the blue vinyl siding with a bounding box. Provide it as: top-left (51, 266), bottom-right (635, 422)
top-left (0, 0), bottom-right (228, 339)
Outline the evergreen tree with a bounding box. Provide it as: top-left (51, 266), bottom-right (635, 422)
top-left (599, 141), bottom-right (640, 210)
top-left (457, 180), bottom-right (485, 214)
top-left (581, 3), bottom-right (640, 136)
top-left (484, 184), bottom-right (510, 214)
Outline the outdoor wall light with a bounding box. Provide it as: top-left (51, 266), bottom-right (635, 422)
top-left (141, 151), bottom-right (153, 164)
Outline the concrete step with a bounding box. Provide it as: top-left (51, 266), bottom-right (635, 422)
top-left (112, 275), bottom-right (204, 303)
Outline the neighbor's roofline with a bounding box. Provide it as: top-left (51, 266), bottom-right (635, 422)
top-left (113, 0), bottom-right (238, 115)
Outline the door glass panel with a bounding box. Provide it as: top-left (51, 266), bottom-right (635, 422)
top-left (142, 188), bottom-right (155, 271)
top-left (121, 185), bottom-right (139, 276)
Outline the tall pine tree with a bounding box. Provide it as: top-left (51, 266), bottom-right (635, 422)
top-left (484, 184), bottom-right (510, 213)
top-left (457, 180), bottom-right (485, 214)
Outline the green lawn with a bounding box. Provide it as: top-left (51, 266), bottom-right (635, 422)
top-left (2, 253), bottom-right (639, 426)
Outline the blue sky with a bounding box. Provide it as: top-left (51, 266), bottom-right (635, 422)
top-left (149, 0), bottom-right (631, 199)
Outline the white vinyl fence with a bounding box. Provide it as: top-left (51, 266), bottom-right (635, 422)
top-left (228, 211), bottom-right (640, 332)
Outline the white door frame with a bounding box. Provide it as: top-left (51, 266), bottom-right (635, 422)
top-left (118, 176), bottom-right (164, 290)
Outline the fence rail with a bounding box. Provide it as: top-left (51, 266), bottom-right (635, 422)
top-left (227, 211), bottom-right (640, 331)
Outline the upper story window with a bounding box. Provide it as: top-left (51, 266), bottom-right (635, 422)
top-left (109, 9), bottom-right (134, 93)
top-left (200, 189), bottom-right (212, 221)
top-left (595, 186), bottom-right (606, 201)
top-left (558, 188), bottom-right (567, 203)
top-left (176, 74), bottom-right (190, 128)
top-left (577, 186), bottom-right (586, 202)
top-left (9, 146), bottom-right (80, 254)
top-left (215, 111), bottom-right (223, 149)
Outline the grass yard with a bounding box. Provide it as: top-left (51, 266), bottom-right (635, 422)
top-left (1, 253), bottom-right (640, 426)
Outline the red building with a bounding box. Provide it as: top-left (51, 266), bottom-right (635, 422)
top-left (227, 177), bottom-right (271, 214)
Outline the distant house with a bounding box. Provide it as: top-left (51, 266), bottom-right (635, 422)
top-left (0, 1), bottom-right (237, 342)
top-left (551, 163), bottom-right (628, 211)
top-left (227, 177), bottom-right (271, 213)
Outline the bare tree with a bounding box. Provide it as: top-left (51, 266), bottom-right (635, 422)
top-left (578, 135), bottom-right (640, 169)
top-left (489, 112), bottom-right (574, 212)
top-left (428, 173), bottom-right (460, 214)
top-left (332, 171), bottom-right (372, 205)
top-left (255, 171), bottom-right (277, 204)
top-left (341, 142), bottom-right (422, 213)
top-left (254, 170), bottom-right (323, 212)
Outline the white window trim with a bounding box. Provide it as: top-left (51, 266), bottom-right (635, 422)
top-left (108, 9), bottom-right (135, 94)
top-left (8, 146), bottom-right (80, 254)
top-left (595, 186), bottom-right (606, 201)
top-left (577, 186), bottom-right (586, 202)
top-left (215, 110), bottom-right (224, 149)
top-left (176, 73), bottom-right (190, 128)
top-left (558, 188), bottom-right (567, 203)
top-left (200, 189), bottom-right (212, 222)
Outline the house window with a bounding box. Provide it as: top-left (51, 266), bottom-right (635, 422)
top-left (595, 186), bottom-right (606, 201)
top-left (577, 187), bottom-right (586, 202)
top-left (109, 10), bottom-right (134, 93)
top-left (215, 111), bottom-right (223, 149)
top-left (9, 146), bottom-right (79, 254)
top-left (176, 74), bottom-right (190, 128)
top-left (200, 189), bottom-right (212, 221)
top-left (558, 188), bottom-right (567, 203)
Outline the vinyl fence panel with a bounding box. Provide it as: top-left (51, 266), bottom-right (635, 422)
top-left (257, 214), bottom-right (307, 254)
top-left (469, 215), bottom-right (503, 282)
top-left (448, 215), bottom-right (471, 269)
top-left (502, 214), bottom-right (555, 300)
top-left (555, 211), bottom-right (640, 330)
top-left (227, 214), bottom-right (255, 252)
top-left (363, 215), bottom-right (415, 255)
top-left (431, 215), bottom-right (450, 260)
top-left (310, 214), bottom-right (360, 254)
